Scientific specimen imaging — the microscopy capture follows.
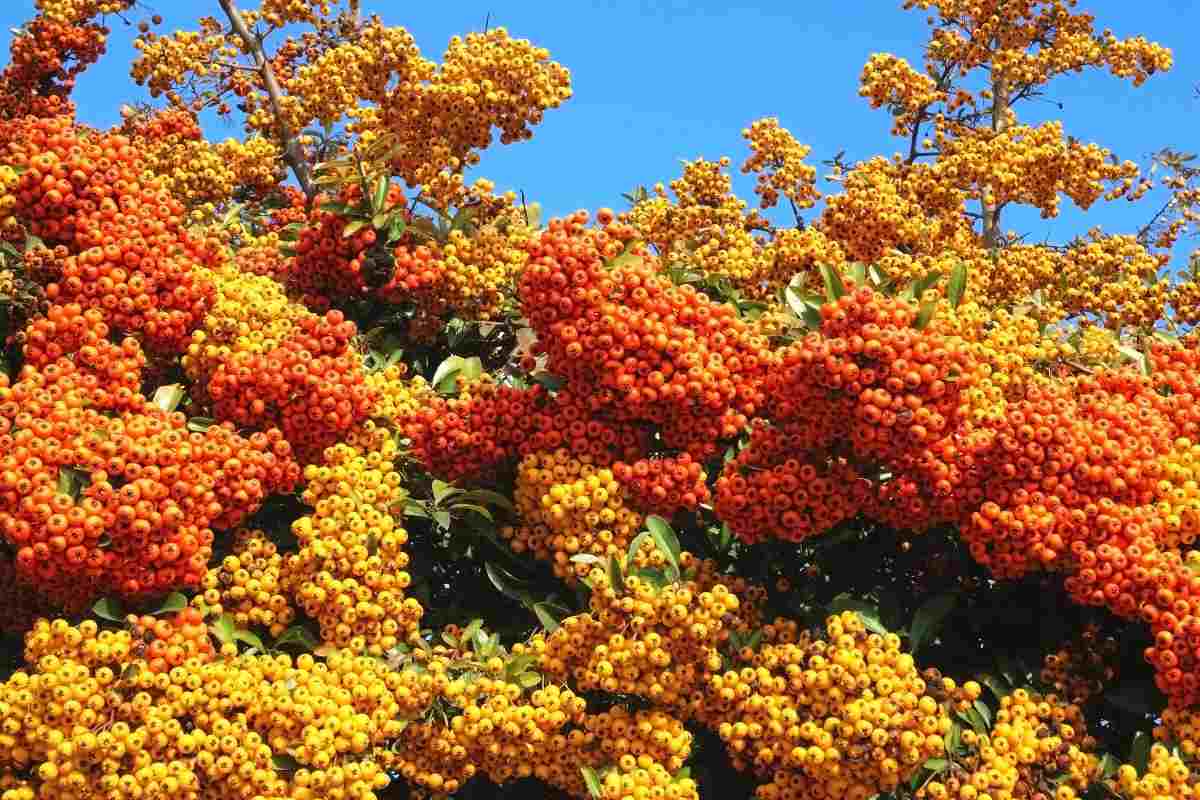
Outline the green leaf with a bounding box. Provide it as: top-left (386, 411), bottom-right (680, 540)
top-left (978, 672), bottom-right (1011, 700)
top-left (1117, 345), bottom-right (1151, 376)
top-left (505, 653), bottom-right (537, 679)
top-left (274, 625), bottom-right (319, 651)
top-left (956, 707), bottom-right (987, 735)
top-left (152, 384), bottom-right (185, 413)
top-left (570, 553), bottom-right (605, 566)
top-left (1099, 753), bottom-right (1120, 780)
top-left (234, 629), bottom-right (265, 651)
top-left (910, 270), bottom-right (944, 300)
top-left (645, 516), bottom-right (681, 581)
top-left (848, 262), bottom-right (867, 285)
top-left (372, 175), bottom-right (389, 215)
top-left (1129, 731), bottom-right (1151, 775)
top-left (607, 553), bottom-right (625, 594)
top-left (441, 630), bottom-right (459, 648)
top-left (272, 753), bottom-right (301, 772)
top-left (92, 597), bottom-right (125, 623)
top-left (581, 767), bottom-right (604, 799)
top-left (674, 767), bottom-right (691, 781)
top-left (57, 466), bottom-right (90, 500)
top-left (460, 356), bottom-right (483, 382)
top-left (909, 593), bottom-right (957, 653)
top-left (432, 510), bottom-right (451, 530)
top-left (923, 758), bottom-right (950, 774)
top-left (785, 286), bottom-right (823, 329)
top-left (533, 602), bottom-right (565, 633)
top-left (517, 671), bottom-right (542, 688)
top-left (820, 263), bottom-right (846, 302)
top-left (973, 699), bottom-right (992, 727)
top-left (827, 593), bottom-right (887, 635)
top-left (913, 300), bottom-right (936, 330)
top-left (946, 720), bottom-right (962, 756)
top-left (342, 219), bottom-right (367, 239)
top-left (209, 613), bottom-right (237, 647)
top-left (432, 355), bottom-right (465, 394)
top-left (187, 417), bottom-right (215, 433)
top-left (432, 479), bottom-right (462, 505)
top-left (485, 562), bottom-right (531, 605)
top-left (461, 619), bottom-right (483, 648)
top-left (153, 592), bottom-right (189, 616)
top-left (452, 502), bottom-right (493, 521)
top-left (947, 261), bottom-right (968, 309)
top-left (387, 215), bottom-right (408, 244)
top-left (459, 489), bottom-right (516, 513)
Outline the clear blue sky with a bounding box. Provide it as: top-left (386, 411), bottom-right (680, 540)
top-left (2, 0), bottom-right (1197, 253)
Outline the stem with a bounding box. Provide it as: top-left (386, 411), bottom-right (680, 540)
top-left (981, 67), bottom-right (1009, 249)
top-left (217, 0), bottom-right (316, 202)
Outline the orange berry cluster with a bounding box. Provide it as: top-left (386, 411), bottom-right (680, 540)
top-left (715, 422), bottom-right (872, 544)
top-left (0, 313), bottom-right (299, 607)
top-left (202, 308), bottom-right (374, 464)
top-left (612, 453), bottom-right (710, 518)
top-left (289, 184), bottom-right (407, 305)
top-left (859, 53), bottom-right (944, 135)
top-left (1, 115), bottom-right (215, 353)
top-left (124, 606), bottom-right (215, 674)
top-left (0, 4), bottom-right (128, 120)
top-left (0, 551), bottom-right (55, 635)
top-left (399, 377), bottom-right (646, 484)
top-left (519, 211), bottom-right (772, 459)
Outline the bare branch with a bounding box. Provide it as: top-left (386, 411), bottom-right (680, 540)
top-left (217, 0), bottom-right (315, 202)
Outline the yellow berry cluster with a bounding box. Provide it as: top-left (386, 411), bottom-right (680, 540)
top-left (820, 156), bottom-right (971, 264)
top-left (1112, 746), bottom-right (1198, 800)
top-left (859, 53), bottom-right (944, 135)
top-left (1, 631), bottom-right (432, 800)
top-left (924, 688), bottom-right (1099, 800)
top-left (504, 449), bottom-right (645, 582)
top-left (740, 117), bottom-right (821, 211)
top-left (283, 422), bottom-right (423, 654)
top-left (182, 260), bottom-right (309, 387)
top-left (536, 556), bottom-right (751, 716)
top-left (932, 121), bottom-right (1144, 222)
top-left (713, 612), bottom-right (951, 800)
top-left (259, 0), bottom-right (340, 26)
top-left (198, 529), bottom-right (296, 638)
top-left (33, 0), bottom-right (132, 24)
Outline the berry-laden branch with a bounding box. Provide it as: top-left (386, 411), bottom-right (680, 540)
top-left (216, 0), bottom-right (315, 202)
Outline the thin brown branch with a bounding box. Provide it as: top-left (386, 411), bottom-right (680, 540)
top-left (217, 0), bottom-right (315, 202)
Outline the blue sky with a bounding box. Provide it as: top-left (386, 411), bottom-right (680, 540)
top-left (2, 0), bottom-right (1197, 255)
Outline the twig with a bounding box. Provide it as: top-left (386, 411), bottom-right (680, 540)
top-left (217, 0), bottom-right (315, 202)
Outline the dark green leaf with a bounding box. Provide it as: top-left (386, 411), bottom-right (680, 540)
top-left (485, 562), bottom-right (531, 605)
top-left (1129, 731), bottom-right (1151, 774)
top-left (827, 593), bottom-right (888, 635)
top-left (607, 554), bottom-right (625, 594)
top-left (153, 592), bottom-right (189, 616)
top-left (645, 516), bottom-right (681, 580)
top-left (209, 613), bottom-right (236, 647)
top-left (92, 597), bottom-right (125, 623)
top-left (274, 625), bottom-right (319, 651)
top-left (909, 593), bottom-right (957, 653)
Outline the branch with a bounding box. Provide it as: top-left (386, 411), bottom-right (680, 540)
top-left (217, 0), bottom-right (315, 202)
